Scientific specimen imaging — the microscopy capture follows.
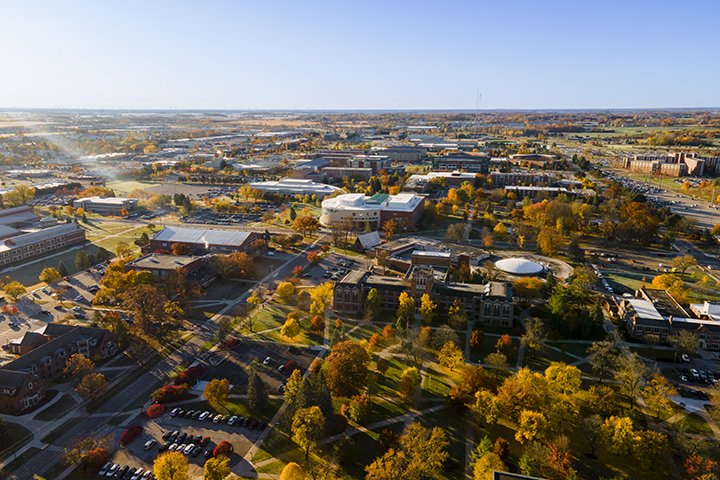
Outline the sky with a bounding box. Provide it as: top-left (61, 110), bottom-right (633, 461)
top-left (1, 0), bottom-right (719, 110)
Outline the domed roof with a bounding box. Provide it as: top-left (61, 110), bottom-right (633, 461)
top-left (494, 257), bottom-right (543, 275)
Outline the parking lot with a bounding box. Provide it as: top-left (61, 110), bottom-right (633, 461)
top-left (298, 251), bottom-right (367, 286)
top-left (95, 405), bottom-right (261, 479)
top-left (200, 338), bottom-right (317, 393)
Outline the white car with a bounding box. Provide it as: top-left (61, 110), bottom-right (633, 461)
top-left (213, 414), bottom-right (223, 423)
top-left (681, 354), bottom-right (690, 362)
top-left (98, 462), bottom-right (113, 476)
top-left (183, 443), bottom-right (195, 455)
top-left (131, 468), bottom-right (144, 480)
top-left (143, 439), bottom-right (156, 450)
top-left (170, 407), bottom-right (181, 416)
top-left (228, 415), bottom-right (238, 425)
top-left (263, 357), bottom-right (273, 365)
top-left (199, 411), bottom-right (210, 421)
top-left (105, 464), bottom-right (119, 477)
top-left (168, 443), bottom-right (179, 452)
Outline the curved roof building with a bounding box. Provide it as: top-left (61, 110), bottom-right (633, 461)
top-left (495, 257), bottom-right (544, 275)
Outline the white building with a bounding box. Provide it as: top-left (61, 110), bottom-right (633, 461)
top-left (72, 197), bottom-right (138, 215)
top-left (320, 192), bottom-right (424, 230)
top-left (248, 178), bottom-right (341, 198)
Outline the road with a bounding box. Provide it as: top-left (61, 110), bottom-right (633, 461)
top-left (11, 236), bottom-right (326, 478)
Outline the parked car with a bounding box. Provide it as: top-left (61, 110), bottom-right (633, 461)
top-left (105, 464), bottom-right (119, 477)
top-left (176, 432), bottom-right (188, 443)
top-left (263, 357), bottom-right (274, 365)
top-left (168, 443), bottom-right (178, 452)
top-left (213, 414), bottom-right (223, 423)
top-left (143, 439), bottom-right (156, 450)
top-left (221, 415), bottom-right (230, 423)
top-left (177, 444), bottom-right (187, 454)
top-left (191, 445), bottom-right (202, 457)
top-left (681, 354), bottom-right (690, 362)
top-left (183, 444), bottom-right (195, 455)
top-left (278, 359), bottom-right (298, 374)
top-left (228, 415), bottom-right (238, 426)
top-left (116, 466), bottom-right (130, 478)
top-left (131, 468), bottom-right (144, 480)
top-left (199, 411), bottom-right (210, 421)
top-left (98, 462), bottom-right (113, 476)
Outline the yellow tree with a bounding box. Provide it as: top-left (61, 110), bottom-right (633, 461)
top-left (398, 367), bottom-right (421, 401)
top-left (309, 282), bottom-right (334, 318)
top-left (396, 291), bottom-right (415, 331)
top-left (419, 293), bottom-right (436, 324)
top-left (204, 378), bottom-right (230, 407)
top-left (276, 282), bottom-right (295, 303)
top-left (279, 462), bottom-right (305, 480)
top-left (203, 455), bottom-right (230, 480)
top-left (514, 410), bottom-right (547, 444)
top-left (438, 341), bottom-right (464, 371)
top-left (381, 219), bottom-right (397, 240)
top-left (291, 406), bottom-right (325, 460)
top-left (281, 317), bottom-right (301, 339)
top-left (153, 451), bottom-right (189, 480)
top-left (76, 373), bottom-right (107, 398)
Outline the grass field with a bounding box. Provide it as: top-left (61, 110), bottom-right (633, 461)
top-left (33, 394), bottom-right (77, 421)
top-left (106, 180), bottom-right (160, 196)
top-left (0, 242), bottom-right (104, 286)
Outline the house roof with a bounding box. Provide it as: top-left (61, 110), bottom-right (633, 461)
top-left (356, 231), bottom-right (381, 250)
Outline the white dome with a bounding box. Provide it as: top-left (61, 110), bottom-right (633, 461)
top-left (495, 257), bottom-right (544, 275)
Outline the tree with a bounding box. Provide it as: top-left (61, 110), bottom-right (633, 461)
top-left (365, 423), bottom-right (449, 480)
top-left (484, 352), bottom-right (507, 370)
top-left (76, 373), bottom-right (107, 398)
top-left (381, 219), bottom-right (397, 240)
top-left (668, 330), bottom-right (699, 363)
top-left (153, 451), bottom-right (189, 480)
top-left (62, 435), bottom-right (111, 467)
top-left (281, 317), bottom-right (301, 339)
top-left (493, 221), bottom-right (508, 239)
top-left (652, 273), bottom-right (686, 299)
top-left (204, 378), bottom-right (230, 407)
top-left (398, 367), bottom-right (421, 401)
top-left (470, 329), bottom-right (483, 350)
top-left (292, 406), bottom-right (325, 460)
top-left (634, 429), bottom-right (670, 470)
top-left (38, 267), bottom-right (63, 284)
top-left (326, 340), bottom-right (370, 396)
top-left (115, 242), bottom-right (135, 262)
top-left (284, 369), bottom-right (303, 406)
top-left (419, 293), bottom-right (436, 324)
top-left (601, 416), bottom-right (635, 455)
top-left (438, 341), bottom-right (464, 371)
top-left (75, 251), bottom-right (92, 271)
top-left (396, 291), bottom-right (415, 331)
top-left (613, 351), bottom-right (647, 409)
top-left (216, 252), bottom-right (256, 278)
top-left (671, 254), bottom-right (697, 276)
top-left (515, 410), bottom-right (547, 444)
top-left (642, 373), bottom-right (677, 419)
top-left (448, 298), bottom-right (468, 329)
top-left (586, 385), bottom-right (620, 418)
top-left (279, 462), bottom-right (305, 480)
top-left (587, 336), bottom-right (621, 382)
top-left (247, 368), bottom-right (268, 413)
top-left (276, 282), bottom-right (295, 303)
top-left (57, 261), bottom-right (69, 277)
top-left (473, 452), bottom-right (506, 480)
top-left (684, 454), bottom-right (719, 480)
top-left (309, 282), bottom-right (334, 318)
top-left (545, 362), bottom-right (581, 394)
top-left (121, 284), bottom-right (168, 335)
top-left (347, 393), bottom-right (371, 423)
top-left (3, 281), bottom-right (26, 301)
top-left (203, 455), bottom-right (231, 480)
top-left (512, 277), bottom-right (544, 299)
top-left (521, 318), bottom-right (546, 358)
top-left (365, 288), bottom-right (380, 321)
top-left (64, 353), bottom-right (95, 378)
top-left (292, 216), bottom-right (320, 236)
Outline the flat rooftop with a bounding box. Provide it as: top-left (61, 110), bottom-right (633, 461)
top-left (127, 254), bottom-right (202, 271)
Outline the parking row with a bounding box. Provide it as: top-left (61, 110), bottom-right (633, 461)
top-left (169, 407), bottom-right (268, 431)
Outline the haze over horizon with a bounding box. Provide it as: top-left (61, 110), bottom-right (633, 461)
top-left (2, 0), bottom-right (719, 111)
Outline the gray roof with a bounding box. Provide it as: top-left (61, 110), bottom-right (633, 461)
top-left (0, 369), bottom-right (30, 391)
top-left (356, 231), bottom-right (381, 250)
top-left (152, 226), bottom-right (257, 248)
top-left (127, 254), bottom-right (203, 271)
top-left (0, 205), bottom-right (39, 226)
top-left (0, 223), bottom-right (82, 251)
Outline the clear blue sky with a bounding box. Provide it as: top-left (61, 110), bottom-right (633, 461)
top-left (1, 0), bottom-right (719, 110)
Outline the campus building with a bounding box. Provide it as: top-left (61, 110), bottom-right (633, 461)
top-left (320, 192), bottom-right (424, 230)
top-left (125, 253), bottom-right (215, 286)
top-left (405, 171), bottom-right (478, 191)
top-left (248, 178), bottom-right (341, 198)
top-left (149, 226), bottom-right (265, 255)
top-left (620, 152), bottom-right (715, 177)
top-left (0, 223), bottom-right (86, 267)
top-left (0, 324), bottom-right (116, 414)
top-left (620, 288), bottom-right (720, 350)
top-left (333, 266), bottom-right (514, 327)
top-left (72, 196), bottom-right (139, 215)
top-left (431, 153), bottom-right (490, 173)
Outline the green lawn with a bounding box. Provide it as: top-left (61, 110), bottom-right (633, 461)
top-left (106, 180), bottom-right (160, 196)
top-left (678, 413), bottom-right (714, 436)
top-left (523, 346), bottom-right (578, 371)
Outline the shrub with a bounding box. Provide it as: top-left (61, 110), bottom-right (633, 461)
top-left (120, 425), bottom-right (143, 446)
top-left (221, 338), bottom-right (240, 349)
top-left (213, 440), bottom-right (234, 457)
top-left (310, 315), bottom-right (325, 332)
top-left (84, 447), bottom-right (109, 467)
top-left (146, 403), bottom-right (166, 418)
top-left (175, 365), bottom-right (206, 385)
top-left (151, 384), bottom-right (189, 404)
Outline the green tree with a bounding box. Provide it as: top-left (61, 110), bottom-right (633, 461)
top-left (153, 451), bottom-right (189, 480)
top-left (247, 368), bottom-right (268, 413)
top-left (668, 330), bottom-right (699, 363)
top-left (473, 452), bottom-right (506, 480)
top-left (38, 267), bottom-right (63, 284)
top-left (365, 288), bottom-right (380, 321)
top-left (545, 362), bottom-right (581, 394)
top-left (515, 410), bottom-right (547, 444)
top-left (448, 298), bottom-right (468, 329)
top-left (671, 254), bottom-right (697, 276)
top-left (292, 406), bottom-right (325, 460)
top-left (521, 318), bottom-right (546, 358)
top-left (613, 351), bottom-right (647, 409)
top-left (75, 251), bottom-right (92, 271)
top-left (57, 260), bottom-right (69, 277)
